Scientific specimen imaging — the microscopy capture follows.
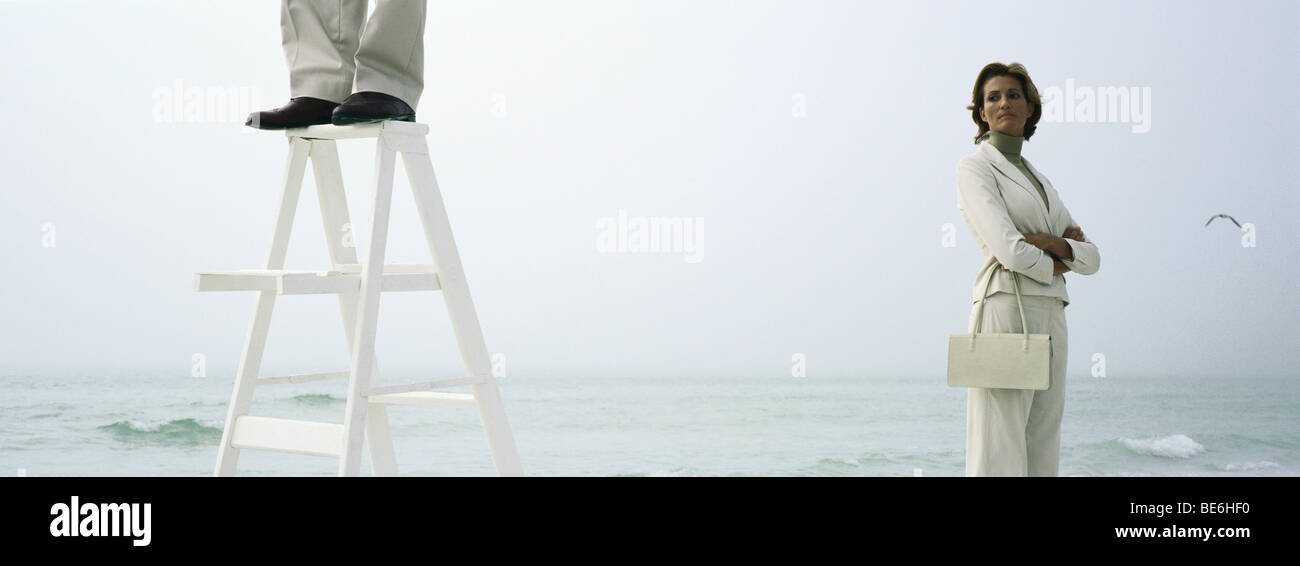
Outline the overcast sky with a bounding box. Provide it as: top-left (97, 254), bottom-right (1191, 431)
top-left (1, 0), bottom-right (1295, 379)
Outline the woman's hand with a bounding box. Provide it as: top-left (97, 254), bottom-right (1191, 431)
top-left (1023, 232), bottom-right (1073, 260)
top-left (1052, 258), bottom-right (1070, 275)
top-left (1000, 229), bottom-right (1080, 275)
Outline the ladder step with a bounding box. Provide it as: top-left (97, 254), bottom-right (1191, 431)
top-left (194, 263), bottom-right (438, 295)
top-left (229, 416), bottom-right (344, 458)
top-left (363, 377), bottom-right (490, 398)
top-left (332, 262), bottom-right (436, 274)
top-left (368, 391), bottom-right (478, 408)
top-left (286, 120), bottom-right (429, 140)
top-left (256, 371), bottom-right (351, 386)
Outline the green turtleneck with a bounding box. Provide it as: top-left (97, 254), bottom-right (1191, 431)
top-left (986, 130), bottom-right (1049, 212)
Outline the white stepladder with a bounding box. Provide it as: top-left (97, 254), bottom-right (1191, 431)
top-left (197, 120), bottom-right (523, 477)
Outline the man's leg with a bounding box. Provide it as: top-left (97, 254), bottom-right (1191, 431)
top-left (282, 0), bottom-right (369, 104)
top-left (352, 0), bottom-right (427, 110)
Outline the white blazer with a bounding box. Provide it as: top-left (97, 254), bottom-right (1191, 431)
top-left (956, 138), bottom-right (1100, 307)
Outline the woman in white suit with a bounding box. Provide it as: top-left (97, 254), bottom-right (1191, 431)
top-left (956, 62), bottom-right (1101, 476)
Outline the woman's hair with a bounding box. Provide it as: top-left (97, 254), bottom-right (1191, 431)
top-left (966, 62), bottom-right (1043, 143)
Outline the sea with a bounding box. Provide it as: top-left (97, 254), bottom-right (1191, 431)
top-left (1, 367), bottom-right (1296, 477)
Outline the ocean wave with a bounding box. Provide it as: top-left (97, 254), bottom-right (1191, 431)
top-left (1223, 461), bottom-right (1280, 472)
top-left (188, 400), bottom-right (232, 408)
top-left (291, 394), bottom-right (346, 406)
top-left (1118, 434), bottom-right (1205, 459)
top-left (816, 453), bottom-right (898, 468)
top-left (98, 418), bottom-right (223, 447)
top-left (795, 453), bottom-right (905, 476)
top-left (648, 466), bottom-right (699, 477)
top-left (817, 456), bottom-right (862, 468)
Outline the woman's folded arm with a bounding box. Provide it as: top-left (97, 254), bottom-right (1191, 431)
top-left (1058, 208), bottom-right (1100, 276)
top-left (956, 157), bottom-right (1056, 285)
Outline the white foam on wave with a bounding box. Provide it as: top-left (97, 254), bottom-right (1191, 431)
top-left (820, 456), bottom-right (862, 467)
top-left (1223, 461), bottom-right (1280, 471)
top-left (1118, 434), bottom-right (1205, 459)
top-left (108, 417), bottom-right (224, 432)
top-left (648, 467), bottom-right (698, 477)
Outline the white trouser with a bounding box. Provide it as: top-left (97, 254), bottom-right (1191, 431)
top-left (280, 0), bottom-right (427, 109)
top-left (965, 291), bottom-right (1069, 477)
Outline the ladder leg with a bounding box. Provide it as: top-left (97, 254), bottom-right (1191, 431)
top-left (400, 144), bottom-right (524, 476)
top-left (214, 138), bottom-right (311, 477)
top-left (469, 381), bottom-right (523, 476)
top-left (310, 139), bottom-right (398, 477)
top-left (339, 139), bottom-right (398, 477)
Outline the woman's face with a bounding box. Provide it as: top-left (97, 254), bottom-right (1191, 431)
top-left (979, 75), bottom-right (1033, 137)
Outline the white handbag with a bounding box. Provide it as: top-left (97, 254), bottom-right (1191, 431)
top-left (947, 256), bottom-right (1052, 390)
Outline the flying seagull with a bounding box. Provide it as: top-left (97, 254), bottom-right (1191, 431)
top-left (1204, 214), bottom-right (1243, 228)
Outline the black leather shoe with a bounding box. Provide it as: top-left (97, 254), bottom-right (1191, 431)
top-left (245, 97), bottom-right (340, 130)
top-left (331, 91), bottom-right (416, 125)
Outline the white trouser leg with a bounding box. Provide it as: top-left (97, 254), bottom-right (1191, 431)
top-left (281, 0), bottom-right (369, 104)
top-left (1026, 298), bottom-right (1067, 476)
top-left (353, 0), bottom-right (427, 110)
top-left (965, 292), bottom-right (1068, 477)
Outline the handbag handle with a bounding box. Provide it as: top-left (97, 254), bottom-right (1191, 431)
top-left (966, 160), bottom-right (1035, 352)
top-left (969, 256), bottom-right (1031, 351)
